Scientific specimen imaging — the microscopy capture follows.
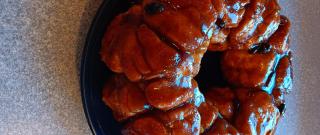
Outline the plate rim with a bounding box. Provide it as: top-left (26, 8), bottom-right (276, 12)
top-left (80, 0), bottom-right (110, 134)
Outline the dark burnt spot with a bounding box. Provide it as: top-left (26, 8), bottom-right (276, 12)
top-left (144, 2), bottom-right (165, 15)
top-left (278, 103), bottom-right (286, 115)
top-left (249, 43), bottom-right (272, 54)
top-left (216, 18), bottom-right (226, 29)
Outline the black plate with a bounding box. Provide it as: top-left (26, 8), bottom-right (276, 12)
top-left (80, 0), bottom-right (226, 134)
top-left (80, 0), bottom-right (131, 135)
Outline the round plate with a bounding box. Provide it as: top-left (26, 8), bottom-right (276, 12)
top-left (80, 0), bottom-right (131, 134)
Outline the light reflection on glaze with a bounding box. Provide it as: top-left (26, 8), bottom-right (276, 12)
top-left (179, 112), bottom-right (185, 120)
top-left (228, 13), bottom-right (239, 24)
top-left (193, 88), bottom-right (205, 107)
top-left (248, 113), bottom-right (258, 135)
top-left (232, 2), bottom-right (241, 11)
top-left (191, 111), bottom-right (201, 133)
top-left (262, 53), bottom-right (281, 93)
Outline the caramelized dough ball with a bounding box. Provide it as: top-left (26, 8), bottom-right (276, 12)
top-left (221, 50), bottom-right (280, 93)
top-left (198, 102), bottom-right (219, 133)
top-left (212, 0), bottom-right (250, 28)
top-left (143, 0), bottom-right (216, 52)
top-left (102, 74), bottom-right (203, 120)
top-left (269, 16), bottom-right (291, 55)
top-left (145, 76), bottom-right (200, 111)
top-left (209, 0), bottom-right (282, 51)
top-left (136, 25), bottom-right (195, 79)
top-left (122, 104), bottom-right (201, 135)
top-left (101, 6), bottom-right (143, 81)
top-left (234, 91), bottom-right (280, 135)
top-left (206, 118), bottom-right (240, 135)
top-left (103, 74), bottom-right (204, 113)
top-left (122, 116), bottom-right (168, 135)
top-left (102, 75), bottom-right (151, 121)
top-left (240, 0), bottom-right (281, 48)
top-left (228, 0), bottom-right (280, 48)
top-left (165, 105), bottom-right (201, 135)
top-left (205, 88), bottom-right (236, 120)
top-left (101, 0), bottom-right (216, 82)
top-left (210, 0), bottom-right (249, 46)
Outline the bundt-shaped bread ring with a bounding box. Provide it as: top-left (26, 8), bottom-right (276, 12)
top-left (99, 0), bottom-right (293, 134)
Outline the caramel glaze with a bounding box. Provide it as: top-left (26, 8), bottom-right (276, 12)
top-left (102, 75), bottom-right (151, 121)
top-left (221, 50), bottom-right (281, 94)
top-left (122, 104), bottom-right (201, 135)
top-left (234, 90), bottom-right (280, 135)
top-left (101, 0), bottom-right (216, 82)
top-left (100, 0), bottom-right (293, 134)
top-left (206, 118), bottom-right (240, 135)
top-left (102, 75), bottom-right (204, 119)
top-left (209, 0), bottom-right (283, 51)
